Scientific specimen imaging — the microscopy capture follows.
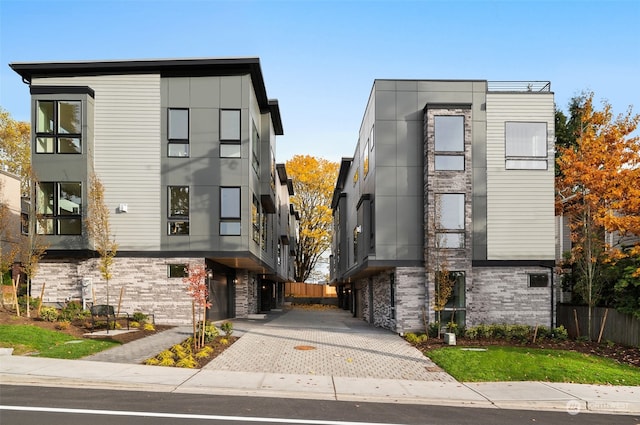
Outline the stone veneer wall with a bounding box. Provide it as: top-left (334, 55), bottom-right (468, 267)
top-left (31, 257), bottom-right (204, 325)
top-left (467, 266), bottom-right (552, 327)
top-left (234, 269), bottom-right (250, 318)
top-left (247, 272), bottom-right (259, 315)
top-left (394, 267), bottom-right (427, 334)
top-left (371, 272), bottom-right (395, 330)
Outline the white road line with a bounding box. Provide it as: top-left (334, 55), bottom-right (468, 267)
top-left (0, 405), bottom-right (409, 425)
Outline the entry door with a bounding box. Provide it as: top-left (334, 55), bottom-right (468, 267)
top-left (207, 274), bottom-right (228, 321)
top-left (260, 282), bottom-right (272, 312)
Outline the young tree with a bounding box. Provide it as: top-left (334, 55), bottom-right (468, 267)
top-left (182, 263), bottom-right (210, 349)
top-left (557, 93), bottom-right (640, 337)
top-left (428, 199), bottom-right (455, 338)
top-left (0, 108), bottom-right (31, 196)
top-left (85, 173), bottom-right (117, 314)
top-left (20, 175), bottom-right (48, 317)
top-left (285, 155), bottom-right (339, 282)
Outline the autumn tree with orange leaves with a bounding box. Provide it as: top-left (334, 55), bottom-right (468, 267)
top-left (556, 93), bottom-right (640, 333)
top-left (285, 155), bottom-right (339, 282)
top-left (0, 108), bottom-right (31, 196)
top-left (183, 263), bottom-right (211, 349)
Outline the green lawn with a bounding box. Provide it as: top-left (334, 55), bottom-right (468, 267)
top-left (0, 324), bottom-right (120, 359)
top-left (427, 346), bottom-right (640, 385)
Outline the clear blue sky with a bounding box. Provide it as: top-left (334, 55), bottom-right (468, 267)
top-left (1, 0), bottom-right (638, 163)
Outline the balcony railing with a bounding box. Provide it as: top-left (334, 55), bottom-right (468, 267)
top-left (488, 81), bottom-right (551, 93)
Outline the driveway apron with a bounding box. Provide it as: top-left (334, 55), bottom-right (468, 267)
top-left (205, 308), bottom-right (454, 382)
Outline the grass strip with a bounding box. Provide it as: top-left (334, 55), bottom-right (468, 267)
top-left (427, 346), bottom-right (640, 385)
top-left (0, 324), bottom-right (120, 359)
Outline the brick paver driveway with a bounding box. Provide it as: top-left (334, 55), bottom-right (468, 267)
top-left (204, 307), bottom-right (454, 381)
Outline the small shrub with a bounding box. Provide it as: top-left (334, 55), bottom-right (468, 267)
top-left (405, 333), bottom-right (428, 344)
top-left (219, 337), bottom-right (229, 345)
top-left (59, 301), bottom-right (87, 321)
top-left (552, 325), bottom-right (569, 341)
top-left (195, 346), bottom-right (213, 359)
top-left (171, 344), bottom-right (189, 359)
top-left (176, 356), bottom-right (198, 368)
top-left (18, 295), bottom-right (40, 311)
top-left (428, 322), bottom-right (440, 338)
top-left (132, 312), bottom-right (148, 323)
top-left (143, 323), bottom-right (155, 331)
top-left (144, 357), bottom-right (160, 365)
top-left (158, 350), bottom-right (174, 360)
top-left (197, 321), bottom-right (219, 343)
top-left (535, 325), bottom-right (551, 340)
top-left (220, 321), bottom-right (233, 336)
top-left (39, 306), bottom-right (59, 322)
top-left (158, 357), bottom-right (175, 367)
top-left (506, 325), bottom-right (531, 343)
top-left (55, 320), bottom-right (71, 330)
top-left (129, 321), bottom-right (140, 328)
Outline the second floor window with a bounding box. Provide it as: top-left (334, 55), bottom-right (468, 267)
top-left (168, 108), bottom-right (189, 157)
top-left (36, 182), bottom-right (82, 235)
top-left (436, 193), bottom-right (465, 248)
top-left (36, 100), bottom-right (82, 154)
top-left (434, 115), bottom-right (464, 171)
top-left (168, 186), bottom-right (189, 235)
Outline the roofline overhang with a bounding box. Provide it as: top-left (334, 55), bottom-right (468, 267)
top-left (10, 57), bottom-right (283, 134)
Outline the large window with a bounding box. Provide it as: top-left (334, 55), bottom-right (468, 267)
top-left (436, 193), bottom-right (465, 248)
top-left (36, 100), bottom-right (82, 154)
top-left (220, 187), bottom-right (241, 235)
top-left (440, 271), bottom-right (466, 327)
top-left (168, 186), bottom-right (189, 235)
top-left (505, 122), bottom-right (547, 169)
top-left (434, 115), bottom-right (464, 171)
top-left (168, 108), bottom-right (189, 157)
top-left (36, 182), bottom-right (82, 235)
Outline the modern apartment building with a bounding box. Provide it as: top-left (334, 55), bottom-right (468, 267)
top-left (330, 80), bottom-right (556, 334)
top-left (9, 58), bottom-right (298, 325)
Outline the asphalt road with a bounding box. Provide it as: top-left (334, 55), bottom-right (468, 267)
top-left (1, 385), bottom-right (638, 425)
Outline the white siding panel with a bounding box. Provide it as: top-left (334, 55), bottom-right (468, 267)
top-left (33, 75), bottom-right (161, 250)
top-left (486, 93), bottom-right (555, 260)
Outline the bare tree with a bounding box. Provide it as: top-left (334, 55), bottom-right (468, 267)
top-left (85, 173), bottom-right (117, 311)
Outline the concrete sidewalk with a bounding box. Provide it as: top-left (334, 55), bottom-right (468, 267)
top-left (1, 308), bottom-right (638, 415)
top-left (1, 356), bottom-right (638, 415)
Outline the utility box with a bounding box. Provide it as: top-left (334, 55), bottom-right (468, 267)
top-left (444, 333), bottom-right (457, 345)
top-left (81, 278), bottom-right (93, 309)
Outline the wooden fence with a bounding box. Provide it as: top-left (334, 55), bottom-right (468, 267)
top-left (557, 305), bottom-right (639, 347)
top-left (285, 282), bottom-right (337, 298)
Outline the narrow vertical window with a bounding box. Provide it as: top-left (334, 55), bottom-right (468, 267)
top-left (220, 187), bottom-right (241, 235)
top-left (168, 108), bottom-right (189, 157)
top-left (168, 186), bottom-right (189, 235)
top-left (251, 120), bottom-right (260, 174)
top-left (252, 196), bottom-right (260, 243)
top-left (436, 193), bottom-right (465, 248)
